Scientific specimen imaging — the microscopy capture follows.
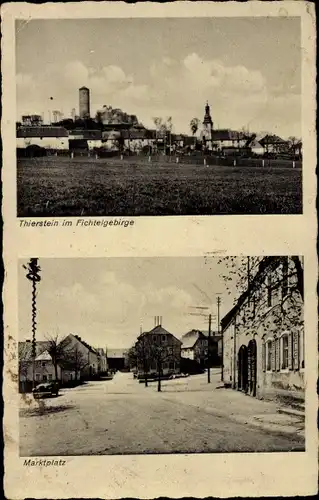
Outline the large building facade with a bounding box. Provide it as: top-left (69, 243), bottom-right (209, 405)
top-left (222, 257), bottom-right (304, 400)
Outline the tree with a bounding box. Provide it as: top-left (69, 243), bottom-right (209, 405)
top-left (18, 342), bottom-right (31, 382)
top-left (63, 345), bottom-right (88, 381)
top-left (218, 256), bottom-right (304, 335)
top-left (190, 118), bottom-right (200, 147)
top-left (153, 117), bottom-right (174, 154)
top-left (288, 136), bottom-right (302, 159)
top-left (128, 336), bottom-right (152, 387)
top-left (148, 338), bottom-right (180, 392)
top-left (45, 334), bottom-right (71, 382)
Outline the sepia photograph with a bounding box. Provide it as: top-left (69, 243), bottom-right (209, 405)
top-left (16, 17), bottom-right (303, 217)
top-left (19, 256), bottom-right (305, 456)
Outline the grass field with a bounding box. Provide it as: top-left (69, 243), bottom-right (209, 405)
top-left (17, 157), bottom-right (302, 216)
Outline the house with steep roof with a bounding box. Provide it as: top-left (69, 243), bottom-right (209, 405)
top-left (180, 330), bottom-right (207, 366)
top-left (246, 135), bottom-right (265, 156)
top-left (259, 134), bottom-right (288, 155)
top-left (18, 340), bottom-right (76, 390)
top-left (181, 329), bottom-right (222, 367)
top-left (134, 324), bottom-right (182, 376)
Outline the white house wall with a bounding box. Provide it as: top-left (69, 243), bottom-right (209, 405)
top-left (17, 137), bottom-right (69, 150)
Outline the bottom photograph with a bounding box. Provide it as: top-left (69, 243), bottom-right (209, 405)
top-left (18, 256), bottom-right (305, 456)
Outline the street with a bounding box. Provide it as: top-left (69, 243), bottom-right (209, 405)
top-left (20, 371), bottom-right (305, 456)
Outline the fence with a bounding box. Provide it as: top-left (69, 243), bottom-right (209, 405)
top-left (17, 148), bottom-right (302, 169)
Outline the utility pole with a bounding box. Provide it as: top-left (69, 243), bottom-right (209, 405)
top-left (217, 295), bottom-right (223, 381)
top-left (188, 306), bottom-right (216, 384)
top-left (207, 313), bottom-right (212, 384)
top-left (24, 258), bottom-right (41, 390)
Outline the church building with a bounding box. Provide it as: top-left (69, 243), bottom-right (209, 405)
top-left (201, 101), bottom-right (213, 150)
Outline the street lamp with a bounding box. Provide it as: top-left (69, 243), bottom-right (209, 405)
top-left (23, 258), bottom-right (41, 389)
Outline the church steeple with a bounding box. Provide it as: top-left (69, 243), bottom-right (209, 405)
top-left (203, 101), bottom-right (212, 126)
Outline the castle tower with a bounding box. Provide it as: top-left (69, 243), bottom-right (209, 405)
top-left (79, 86), bottom-right (90, 119)
top-left (202, 101), bottom-right (213, 150)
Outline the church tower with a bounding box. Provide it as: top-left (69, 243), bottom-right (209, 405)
top-left (202, 101), bottom-right (213, 150)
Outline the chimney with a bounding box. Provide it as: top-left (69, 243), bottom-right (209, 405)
top-left (154, 316), bottom-right (156, 328)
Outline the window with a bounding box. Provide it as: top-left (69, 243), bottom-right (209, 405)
top-left (266, 341), bottom-right (272, 371)
top-left (48, 374), bottom-right (53, 381)
top-left (281, 334), bottom-right (289, 369)
top-left (42, 362), bottom-right (46, 367)
top-left (43, 375), bottom-right (47, 382)
top-left (162, 335), bottom-right (166, 342)
top-left (35, 373), bottom-right (40, 381)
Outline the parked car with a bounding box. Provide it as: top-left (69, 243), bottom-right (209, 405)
top-left (32, 382), bottom-right (59, 399)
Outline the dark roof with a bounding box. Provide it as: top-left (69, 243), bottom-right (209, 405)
top-left (180, 330), bottom-right (206, 348)
top-left (121, 129), bottom-right (148, 140)
top-left (212, 129), bottom-right (247, 141)
top-left (17, 126), bottom-right (69, 138)
top-left (73, 335), bottom-right (97, 354)
top-left (220, 257), bottom-right (284, 331)
top-left (139, 325), bottom-right (182, 344)
top-left (259, 134), bottom-right (286, 145)
top-left (19, 341), bottom-right (51, 361)
top-left (69, 129), bottom-right (102, 140)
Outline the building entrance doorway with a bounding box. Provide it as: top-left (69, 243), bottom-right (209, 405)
top-left (237, 345), bottom-right (248, 393)
top-left (247, 339), bottom-right (257, 396)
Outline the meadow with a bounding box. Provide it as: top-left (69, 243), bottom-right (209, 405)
top-left (17, 157), bottom-right (302, 217)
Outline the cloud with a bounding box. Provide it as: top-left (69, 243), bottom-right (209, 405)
top-left (16, 53), bottom-right (300, 137)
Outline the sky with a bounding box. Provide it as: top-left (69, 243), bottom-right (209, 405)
top-left (16, 17), bottom-right (301, 138)
top-left (18, 257), bottom-right (242, 350)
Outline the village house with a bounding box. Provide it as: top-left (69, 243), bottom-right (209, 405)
top-left (18, 340), bottom-right (76, 392)
top-left (16, 126), bottom-right (69, 151)
top-left (221, 257), bottom-right (304, 401)
top-left (211, 129), bottom-right (248, 153)
top-left (62, 334), bottom-right (100, 379)
top-left (133, 323), bottom-right (182, 376)
top-left (181, 329), bottom-right (222, 367)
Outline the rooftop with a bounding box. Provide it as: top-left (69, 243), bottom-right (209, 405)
top-left (17, 126), bottom-right (69, 138)
top-left (180, 330), bottom-right (206, 349)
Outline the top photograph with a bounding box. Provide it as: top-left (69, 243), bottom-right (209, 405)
top-left (16, 17), bottom-right (302, 217)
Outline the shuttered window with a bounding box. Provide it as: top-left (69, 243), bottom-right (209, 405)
top-left (271, 339), bottom-right (276, 371)
top-left (292, 330), bottom-right (300, 370)
top-left (281, 334), bottom-right (289, 370)
top-left (275, 337), bottom-right (280, 371)
top-left (288, 333), bottom-right (293, 370)
top-left (262, 342), bottom-right (266, 372)
top-left (266, 341), bottom-right (272, 371)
